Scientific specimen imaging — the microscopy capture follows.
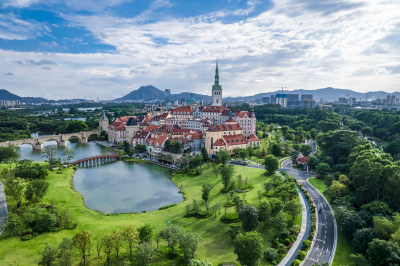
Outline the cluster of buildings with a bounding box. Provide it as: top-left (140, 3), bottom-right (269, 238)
top-left (99, 63), bottom-right (260, 158)
top-left (0, 100), bottom-right (22, 107)
top-left (262, 94), bottom-right (315, 108)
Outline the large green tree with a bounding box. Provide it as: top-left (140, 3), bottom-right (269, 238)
top-left (264, 155), bottom-right (279, 175)
top-left (238, 205), bottom-right (259, 232)
top-left (233, 231), bottom-right (264, 266)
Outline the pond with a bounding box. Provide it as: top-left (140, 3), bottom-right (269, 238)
top-left (18, 141), bottom-right (183, 214)
top-left (73, 161), bottom-right (183, 214)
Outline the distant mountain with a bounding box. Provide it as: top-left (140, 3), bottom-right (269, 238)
top-left (224, 87), bottom-right (400, 102)
top-left (115, 85), bottom-right (211, 102)
top-left (0, 89), bottom-right (22, 101)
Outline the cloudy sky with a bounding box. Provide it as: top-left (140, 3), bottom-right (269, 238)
top-left (1, 0), bottom-right (399, 100)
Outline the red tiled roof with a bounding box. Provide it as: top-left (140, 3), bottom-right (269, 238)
top-left (298, 156), bottom-right (308, 164)
top-left (208, 123), bottom-right (242, 131)
top-left (145, 125), bottom-right (158, 132)
top-left (134, 131), bottom-right (150, 139)
top-left (201, 106), bottom-right (230, 113)
top-left (226, 116), bottom-right (235, 122)
top-left (213, 139), bottom-right (226, 146)
top-left (109, 122), bottom-right (125, 131)
top-left (247, 134), bottom-right (260, 142)
top-left (171, 106), bottom-right (193, 114)
top-left (222, 134), bottom-right (247, 146)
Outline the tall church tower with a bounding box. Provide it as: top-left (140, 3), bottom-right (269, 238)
top-left (211, 61), bottom-right (222, 106)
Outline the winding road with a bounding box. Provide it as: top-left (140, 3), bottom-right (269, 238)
top-left (0, 181), bottom-right (7, 236)
top-left (281, 159), bottom-right (337, 266)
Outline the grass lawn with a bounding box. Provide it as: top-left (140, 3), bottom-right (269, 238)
top-left (0, 162), bottom-right (302, 265)
top-left (308, 177), bottom-right (354, 265)
top-left (308, 177), bottom-right (327, 194)
top-left (333, 228), bottom-right (354, 266)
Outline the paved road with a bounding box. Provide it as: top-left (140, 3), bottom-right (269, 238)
top-left (281, 160), bottom-right (336, 266)
top-left (0, 181), bottom-right (8, 235)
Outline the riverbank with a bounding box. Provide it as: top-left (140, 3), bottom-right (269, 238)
top-left (0, 162), bottom-right (301, 265)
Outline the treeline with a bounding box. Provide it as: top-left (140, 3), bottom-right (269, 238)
top-left (0, 111), bottom-right (98, 141)
top-left (343, 109), bottom-right (400, 159)
top-left (254, 105), bottom-right (341, 133)
top-left (312, 128), bottom-right (400, 265)
top-left (39, 224), bottom-right (208, 266)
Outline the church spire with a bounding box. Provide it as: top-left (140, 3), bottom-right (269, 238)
top-left (214, 60), bottom-right (219, 85)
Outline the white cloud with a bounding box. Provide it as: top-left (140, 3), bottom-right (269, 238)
top-left (2, 0), bottom-right (400, 99)
top-left (2, 0), bottom-right (39, 8)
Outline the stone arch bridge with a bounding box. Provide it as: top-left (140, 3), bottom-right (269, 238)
top-left (0, 130), bottom-right (101, 150)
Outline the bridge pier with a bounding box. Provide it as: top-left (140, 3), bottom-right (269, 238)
top-left (58, 140), bottom-right (67, 146)
top-left (33, 143), bottom-right (43, 150)
top-left (79, 138), bottom-right (88, 144)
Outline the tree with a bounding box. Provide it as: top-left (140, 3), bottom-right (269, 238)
top-left (257, 200), bottom-right (271, 224)
top-left (102, 234), bottom-right (114, 265)
top-left (25, 179), bottom-right (49, 203)
top-left (361, 126), bottom-right (373, 137)
top-left (367, 239), bottom-right (400, 266)
top-left (5, 177), bottom-right (24, 208)
top-left (265, 247), bottom-right (278, 262)
top-left (201, 184), bottom-right (213, 203)
top-left (264, 155), bottom-right (279, 175)
top-left (220, 164), bottom-right (234, 191)
top-left (138, 224), bottom-right (153, 243)
top-left (68, 106), bottom-right (79, 114)
top-left (247, 146), bottom-right (254, 158)
top-left (111, 229), bottom-right (122, 258)
top-left (273, 210), bottom-right (288, 234)
top-left (57, 237), bottom-right (73, 266)
top-left (216, 149), bottom-right (230, 164)
top-left (238, 149), bottom-right (248, 160)
top-left (179, 232), bottom-right (201, 264)
top-left (63, 149), bottom-right (75, 163)
top-left (229, 224), bottom-right (242, 240)
top-left (352, 228), bottom-right (377, 254)
top-left (300, 144), bottom-right (312, 156)
top-left (316, 162), bottom-right (331, 178)
top-left (290, 150), bottom-right (300, 162)
top-left (0, 146), bottom-right (19, 169)
top-left (201, 147), bottom-right (209, 161)
top-left (373, 216), bottom-right (397, 240)
top-left (122, 225), bottom-right (139, 261)
top-left (284, 199), bottom-right (302, 224)
top-left (159, 225), bottom-right (183, 253)
top-left (233, 231), bottom-right (264, 266)
top-left (42, 145), bottom-right (57, 169)
top-left (306, 155), bottom-right (319, 169)
top-left (73, 230), bottom-right (92, 266)
top-left (271, 143), bottom-right (281, 156)
top-left (328, 180), bottom-right (346, 200)
top-left (65, 120), bottom-right (88, 133)
top-left (5, 212), bottom-right (22, 237)
top-left (263, 181), bottom-right (273, 194)
top-left (238, 205), bottom-right (259, 232)
top-left (135, 242), bottom-right (155, 266)
top-left (39, 245), bottom-right (57, 266)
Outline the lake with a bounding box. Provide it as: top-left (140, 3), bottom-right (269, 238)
top-left (18, 141), bottom-right (183, 214)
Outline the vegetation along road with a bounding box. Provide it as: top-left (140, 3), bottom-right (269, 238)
top-left (0, 181), bottom-right (7, 235)
top-left (281, 159), bottom-right (337, 265)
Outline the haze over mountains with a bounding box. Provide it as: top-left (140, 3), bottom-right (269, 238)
top-left (1, 86), bottom-right (400, 104)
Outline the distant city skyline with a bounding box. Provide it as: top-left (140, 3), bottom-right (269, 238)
top-left (1, 0), bottom-right (399, 100)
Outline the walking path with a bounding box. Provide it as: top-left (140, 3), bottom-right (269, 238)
top-left (0, 181), bottom-right (8, 236)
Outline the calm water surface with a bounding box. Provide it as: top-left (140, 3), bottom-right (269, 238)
top-left (19, 141), bottom-right (182, 214)
top-left (19, 141), bottom-right (116, 162)
top-left (73, 161), bottom-right (183, 213)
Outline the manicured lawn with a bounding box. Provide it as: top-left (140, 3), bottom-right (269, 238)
top-left (0, 162), bottom-right (302, 265)
top-left (308, 177), bottom-right (327, 194)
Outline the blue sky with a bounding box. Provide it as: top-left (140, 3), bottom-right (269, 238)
top-left (0, 0), bottom-right (399, 100)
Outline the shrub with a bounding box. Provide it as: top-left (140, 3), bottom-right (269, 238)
top-left (284, 238), bottom-right (291, 245)
top-left (297, 250), bottom-right (307, 260)
top-left (22, 234), bottom-right (33, 241)
top-left (229, 224), bottom-right (241, 240)
top-left (302, 240), bottom-right (310, 249)
top-left (265, 247), bottom-right (278, 262)
top-left (159, 204), bottom-right (177, 210)
top-left (293, 259), bottom-right (301, 266)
